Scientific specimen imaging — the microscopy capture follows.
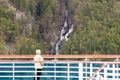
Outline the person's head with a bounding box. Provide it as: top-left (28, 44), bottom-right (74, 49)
top-left (36, 49), bottom-right (41, 55)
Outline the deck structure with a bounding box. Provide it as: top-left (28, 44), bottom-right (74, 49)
top-left (0, 55), bottom-right (120, 80)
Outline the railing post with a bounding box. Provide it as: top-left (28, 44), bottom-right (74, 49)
top-left (13, 62), bottom-right (15, 80)
top-left (90, 63), bottom-right (92, 78)
top-left (113, 64), bottom-right (115, 80)
top-left (67, 63), bottom-right (70, 80)
top-left (85, 61), bottom-right (87, 79)
top-left (54, 61), bottom-right (56, 80)
top-left (79, 63), bottom-right (83, 80)
top-left (35, 68), bottom-right (37, 80)
top-left (104, 64), bottom-right (107, 80)
top-left (96, 72), bottom-right (99, 80)
top-left (117, 63), bottom-right (118, 80)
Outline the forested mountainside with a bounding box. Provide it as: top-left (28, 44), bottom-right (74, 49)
top-left (0, 0), bottom-right (120, 55)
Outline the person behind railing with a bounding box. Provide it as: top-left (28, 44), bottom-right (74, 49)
top-left (34, 49), bottom-right (44, 80)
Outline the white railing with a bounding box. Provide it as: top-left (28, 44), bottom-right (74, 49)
top-left (0, 61), bottom-right (120, 80)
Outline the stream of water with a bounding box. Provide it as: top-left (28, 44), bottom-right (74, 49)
top-left (54, 0), bottom-right (73, 55)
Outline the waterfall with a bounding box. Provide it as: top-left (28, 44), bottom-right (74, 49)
top-left (54, 0), bottom-right (73, 55)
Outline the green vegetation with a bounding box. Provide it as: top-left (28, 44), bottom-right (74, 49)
top-left (0, 0), bottom-right (120, 54)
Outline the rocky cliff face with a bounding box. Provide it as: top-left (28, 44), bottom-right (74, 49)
top-left (0, 0), bottom-right (74, 54)
top-left (0, 0), bottom-right (35, 54)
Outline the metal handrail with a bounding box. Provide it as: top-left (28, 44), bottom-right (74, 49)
top-left (1, 54), bottom-right (120, 60)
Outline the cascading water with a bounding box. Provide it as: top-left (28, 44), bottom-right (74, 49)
top-left (54, 0), bottom-right (73, 55)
